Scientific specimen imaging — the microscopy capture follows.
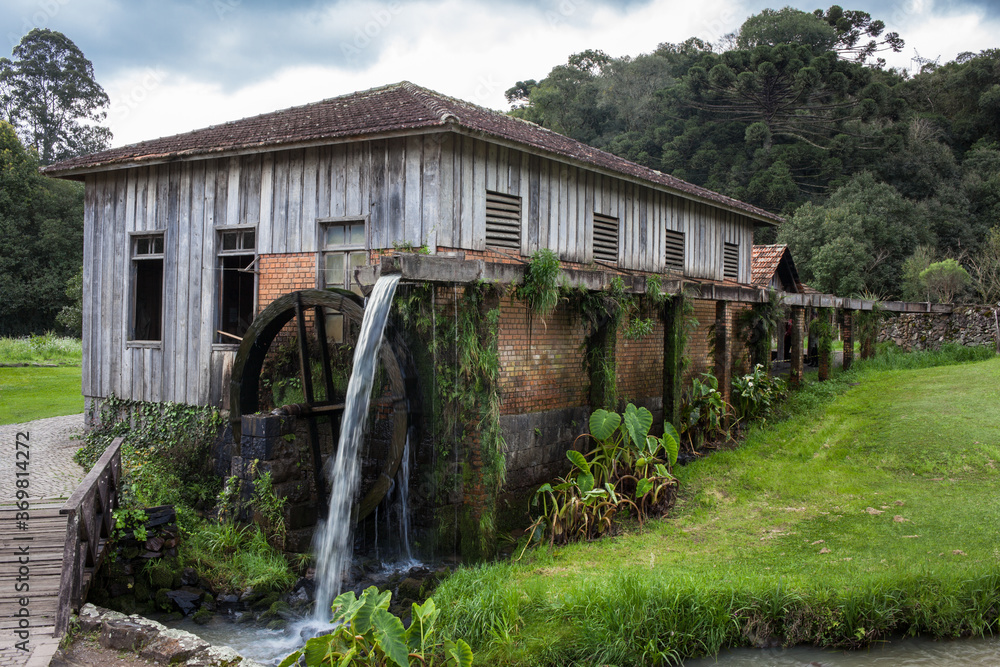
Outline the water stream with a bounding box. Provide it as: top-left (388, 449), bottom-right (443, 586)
top-left (681, 635), bottom-right (1000, 666)
top-left (311, 273), bottom-right (401, 621)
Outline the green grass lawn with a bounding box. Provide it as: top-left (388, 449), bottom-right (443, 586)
top-left (0, 366), bottom-right (83, 425)
top-left (437, 354), bottom-right (1000, 665)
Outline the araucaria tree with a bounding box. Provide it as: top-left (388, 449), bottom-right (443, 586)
top-left (0, 29), bottom-right (111, 164)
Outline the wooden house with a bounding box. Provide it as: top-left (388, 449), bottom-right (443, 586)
top-left (44, 82), bottom-right (782, 431)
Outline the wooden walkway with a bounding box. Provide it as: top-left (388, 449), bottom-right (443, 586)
top-left (0, 503), bottom-right (66, 667)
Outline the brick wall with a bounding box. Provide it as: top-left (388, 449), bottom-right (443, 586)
top-left (498, 298), bottom-right (588, 415)
top-left (615, 319), bottom-right (664, 402)
top-left (257, 253), bottom-right (316, 309)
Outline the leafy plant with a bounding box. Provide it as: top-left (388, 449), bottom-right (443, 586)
top-left (525, 403), bottom-right (679, 547)
top-left (249, 464), bottom-right (287, 551)
top-left (731, 364), bottom-right (787, 422)
top-left (517, 248), bottom-right (561, 319)
top-left (280, 587), bottom-right (473, 667)
top-left (111, 507), bottom-right (149, 543)
top-left (680, 373), bottom-right (726, 451)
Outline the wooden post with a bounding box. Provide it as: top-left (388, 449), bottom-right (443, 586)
top-left (662, 295), bottom-right (684, 429)
top-left (714, 300), bottom-right (731, 406)
top-left (842, 310), bottom-right (854, 371)
top-left (789, 306), bottom-right (804, 388)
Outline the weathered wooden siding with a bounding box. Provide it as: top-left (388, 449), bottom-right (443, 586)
top-left (83, 161), bottom-right (239, 408)
top-left (461, 135), bottom-right (754, 282)
top-left (84, 131), bottom-right (757, 407)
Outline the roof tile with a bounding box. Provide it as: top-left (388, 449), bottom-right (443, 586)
top-left (45, 81), bottom-right (783, 225)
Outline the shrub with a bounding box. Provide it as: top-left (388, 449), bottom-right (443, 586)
top-left (732, 364), bottom-right (787, 422)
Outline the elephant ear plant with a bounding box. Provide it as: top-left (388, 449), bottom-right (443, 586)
top-left (524, 403), bottom-right (680, 550)
top-left (280, 587), bottom-right (473, 667)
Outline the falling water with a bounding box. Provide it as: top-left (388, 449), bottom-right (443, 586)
top-left (397, 429), bottom-right (414, 561)
top-left (311, 274), bottom-right (401, 621)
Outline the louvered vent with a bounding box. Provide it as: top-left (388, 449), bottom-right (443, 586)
top-left (486, 191), bottom-right (521, 250)
top-left (593, 213), bottom-right (619, 264)
top-left (723, 242), bottom-right (740, 280)
top-left (664, 229), bottom-right (684, 272)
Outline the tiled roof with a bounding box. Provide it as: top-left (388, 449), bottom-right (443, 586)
top-left (752, 244), bottom-right (805, 292)
top-left (44, 82), bottom-right (783, 225)
top-left (751, 244), bottom-right (786, 287)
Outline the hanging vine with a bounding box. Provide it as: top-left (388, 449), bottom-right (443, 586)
top-left (396, 281), bottom-right (506, 558)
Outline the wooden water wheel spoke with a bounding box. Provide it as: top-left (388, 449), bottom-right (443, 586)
top-left (314, 305), bottom-right (337, 403)
top-left (294, 293), bottom-right (316, 405)
top-left (229, 289), bottom-right (411, 524)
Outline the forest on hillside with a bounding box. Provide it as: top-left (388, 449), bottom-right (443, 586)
top-left (505, 6), bottom-right (1000, 302)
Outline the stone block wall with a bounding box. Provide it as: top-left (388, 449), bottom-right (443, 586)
top-left (231, 413), bottom-right (320, 553)
top-left (877, 306), bottom-right (1000, 352)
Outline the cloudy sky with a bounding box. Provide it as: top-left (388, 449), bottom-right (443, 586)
top-left (2, 0), bottom-right (997, 147)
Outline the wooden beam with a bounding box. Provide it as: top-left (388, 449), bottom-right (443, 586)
top-left (367, 255), bottom-right (957, 315)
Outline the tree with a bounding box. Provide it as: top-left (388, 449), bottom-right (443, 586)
top-left (920, 259), bottom-right (970, 304)
top-left (736, 7), bottom-right (838, 53)
top-left (778, 172), bottom-right (928, 297)
top-left (0, 121), bottom-right (84, 335)
top-left (969, 226), bottom-right (1000, 305)
top-left (900, 245), bottom-right (935, 301)
top-left (56, 266), bottom-right (83, 336)
top-left (0, 29), bottom-right (111, 164)
top-left (814, 5), bottom-right (904, 67)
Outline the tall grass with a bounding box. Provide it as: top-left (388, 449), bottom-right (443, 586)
top-left (853, 341), bottom-right (994, 373)
top-left (0, 333), bottom-right (82, 365)
top-left (437, 565), bottom-right (1000, 665)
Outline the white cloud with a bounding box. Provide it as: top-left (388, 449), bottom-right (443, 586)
top-left (103, 0), bottom-right (748, 146)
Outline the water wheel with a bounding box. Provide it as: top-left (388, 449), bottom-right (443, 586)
top-left (229, 289), bottom-right (409, 522)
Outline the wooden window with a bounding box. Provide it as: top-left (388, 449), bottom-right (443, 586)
top-left (217, 229), bottom-right (256, 344)
top-left (130, 233), bottom-right (164, 341)
top-left (593, 213), bottom-right (619, 264)
top-left (320, 220), bottom-right (367, 343)
top-left (485, 191), bottom-right (521, 250)
top-left (664, 229), bottom-right (684, 272)
top-left (723, 242), bottom-right (740, 280)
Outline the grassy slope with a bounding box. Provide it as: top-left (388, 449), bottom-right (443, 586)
top-left (0, 366), bottom-right (84, 424)
top-left (437, 356), bottom-right (1000, 665)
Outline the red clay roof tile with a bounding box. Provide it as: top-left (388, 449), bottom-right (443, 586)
top-left (44, 81), bottom-right (783, 225)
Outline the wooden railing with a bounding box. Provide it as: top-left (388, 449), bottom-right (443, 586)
top-left (55, 437), bottom-right (122, 635)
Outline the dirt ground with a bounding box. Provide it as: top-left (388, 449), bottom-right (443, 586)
top-left (51, 635), bottom-right (157, 667)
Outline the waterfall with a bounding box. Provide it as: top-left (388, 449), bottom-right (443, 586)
top-left (397, 429), bottom-right (413, 561)
top-left (311, 274), bottom-right (401, 620)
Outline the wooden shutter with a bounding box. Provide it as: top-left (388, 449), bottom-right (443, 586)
top-left (723, 242), bottom-right (740, 280)
top-left (593, 213), bottom-right (619, 264)
top-left (486, 191), bottom-right (521, 250)
top-left (664, 229), bottom-right (684, 272)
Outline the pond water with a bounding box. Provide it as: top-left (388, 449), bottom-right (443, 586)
top-left (165, 612), bottom-right (1000, 667)
top-left (682, 636), bottom-right (1000, 666)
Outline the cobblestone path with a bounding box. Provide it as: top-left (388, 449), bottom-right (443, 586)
top-left (1, 414), bottom-right (86, 667)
